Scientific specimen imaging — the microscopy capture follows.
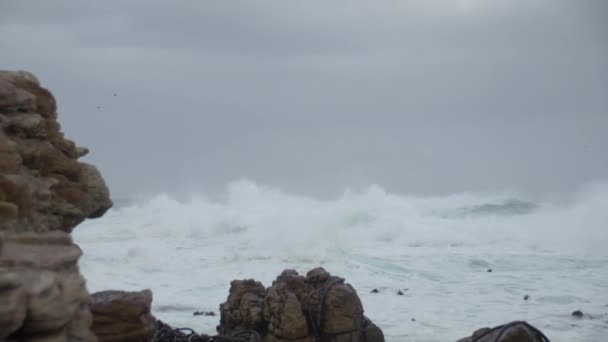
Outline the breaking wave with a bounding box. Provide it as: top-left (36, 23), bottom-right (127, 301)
top-left (75, 180), bottom-right (608, 341)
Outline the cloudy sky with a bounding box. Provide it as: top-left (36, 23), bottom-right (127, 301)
top-left (1, 1), bottom-right (607, 199)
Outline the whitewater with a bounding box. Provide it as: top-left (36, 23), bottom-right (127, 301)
top-left (74, 180), bottom-right (608, 341)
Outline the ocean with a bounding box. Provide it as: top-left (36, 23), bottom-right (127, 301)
top-left (74, 180), bottom-right (608, 341)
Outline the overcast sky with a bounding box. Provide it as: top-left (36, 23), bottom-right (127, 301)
top-left (1, 1), bottom-right (607, 199)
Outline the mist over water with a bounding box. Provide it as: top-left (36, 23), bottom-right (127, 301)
top-left (75, 180), bottom-right (608, 341)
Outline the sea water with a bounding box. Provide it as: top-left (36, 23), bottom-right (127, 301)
top-left (74, 180), bottom-right (608, 341)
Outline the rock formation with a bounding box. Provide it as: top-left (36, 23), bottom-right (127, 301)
top-left (457, 321), bottom-right (550, 342)
top-left (89, 290), bottom-right (157, 342)
top-left (0, 70), bottom-right (114, 341)
top-left (0, 232), bottom-right (95, 341)
top-left (0, 70), bottom-right (112, 233)
top-left (219, 267), bottom-right (385, 342)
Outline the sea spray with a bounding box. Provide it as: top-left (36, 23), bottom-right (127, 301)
top-left (74, 180), bottom-right (608, 341)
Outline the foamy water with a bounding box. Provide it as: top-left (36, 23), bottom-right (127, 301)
top-left (74, 181), bottom-right (608, 341)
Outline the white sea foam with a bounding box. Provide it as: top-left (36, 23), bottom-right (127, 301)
top-left (74, 180), bottom-right (608, 341)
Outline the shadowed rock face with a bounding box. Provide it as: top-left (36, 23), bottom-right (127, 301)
top-left (457, 321), bottom-right (548, 342)
top-left (0, 70), bottom-right (112, 233)
top-left (219, 267), bottom-right (385, 342)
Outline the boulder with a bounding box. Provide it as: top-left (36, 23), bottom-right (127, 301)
top-left (90, 290), bottom-right (157, 342)
top-left (457, 321), bottom-right (550, 342)
top-left (0, 232), bottom-right (95, 341)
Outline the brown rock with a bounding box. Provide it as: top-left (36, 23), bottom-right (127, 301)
top-left (361, 317), bottom-right (385, 342)
top-left (0, 70), bottom-right (112, 233)
top-left (4, 113), bottom-right (47, 138)
top-left (0, 232), bottom-right (96, 341)
top-left (0, 77), bottom-right (35, 113)
top-left (0, 70), bottom-right (114, 342)
top-left (321, 281), bottom-right (363, 334)
top-left (219, 279), bottom-right (267, 335)
top-left (0, 202), bottom-right (18, 224)
top-left (265, 284), bottom-right (309, 339)
top-left (219, 268), bottom-right (384, 342)
top-left (90, 290), bottom-right (157, 342)
top-left (0, 272), bottom-right (27, 338)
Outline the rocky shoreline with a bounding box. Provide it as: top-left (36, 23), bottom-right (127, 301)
top-left (1, 70), bottom-right (551, 342)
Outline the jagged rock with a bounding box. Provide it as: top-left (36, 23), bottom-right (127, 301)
top-left (0, 70), bottom-right (114, 341)
top-left (265, 283), bottom-right (309, 339)
top-left (0, 70), bottom-right (112, 233)
top-left (90, 290), bottom-right (157, 342)
top-left (0, 232), bottom-right (95, 341)
top-left (457, 321), bottom-right (549, 342)
top-left (219, 268), bottom-right (384, 342)
top-left (219, 279), bottom-right (267, 335)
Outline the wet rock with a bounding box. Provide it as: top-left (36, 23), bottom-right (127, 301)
top-left (572, 310), bottom-right (584, 318)
top-left (219, 279), bottom-right (267, 335)
top-left (193, 311), bottom-right (216, 317)
top-left (219, 267), bottom-right (384, 342)
top-left (487, 268), bottom-right (492, 273)
top-left (265, 283), bottom-right (309, 339)
top-left (524, 295), bottom-right (530, 301)
top-left (397, 290), bottom-right (404, 296)
top-left (457, 321), bottom-right (548, 342)
top-left (370, 288), bottom-right (379, 294)
top-left (361, 316), bottom-right (384, 342)
top-left (90, 289), bottom-right (157, 342)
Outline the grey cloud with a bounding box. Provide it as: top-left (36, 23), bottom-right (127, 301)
top-left (1, 0), bottom-right (606, 199)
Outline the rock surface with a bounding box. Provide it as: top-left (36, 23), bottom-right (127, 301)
top-left (0, 232), bottom-right (95, 341)
top-left (0, 70), bottom-right (112, 233)
top-left (0, 70), bottom-right (119, 342)
top-left (90, 290), bottom-right (157, 342)
top-left (457, 321), bottom-right (549, 342)
top-left (219, 268), bottom-right (384, 342)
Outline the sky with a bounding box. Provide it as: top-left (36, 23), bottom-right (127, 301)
top-left (1, 0), bottom-right (607, 199)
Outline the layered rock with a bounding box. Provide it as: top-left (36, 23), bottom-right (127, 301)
top-left (89, 290), bottom-right (157, 342)
top-left (0, 70), bottom-right (115, 341)
top-left (0, 70), bottom-right (112, 233)
top-left (0, 232), bottom-right (95, 341)
top-left (219, 268), bottom-right (384, 342)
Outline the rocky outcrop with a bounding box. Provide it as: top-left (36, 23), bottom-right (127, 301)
top-left (0, 70), bottom-right (115, 341)
top-left (89, 290), bottom-right (157, 342)
top-left (457, 321), bottom-right (550, 342)
top-left (219, 279), bottom-right (267, 335)
top-left (0, 232), bottom-right (95, 341)
top-left (0, 70), bottom-right (112, 233)
top-left (219, 268), bottom-right (384, 342)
